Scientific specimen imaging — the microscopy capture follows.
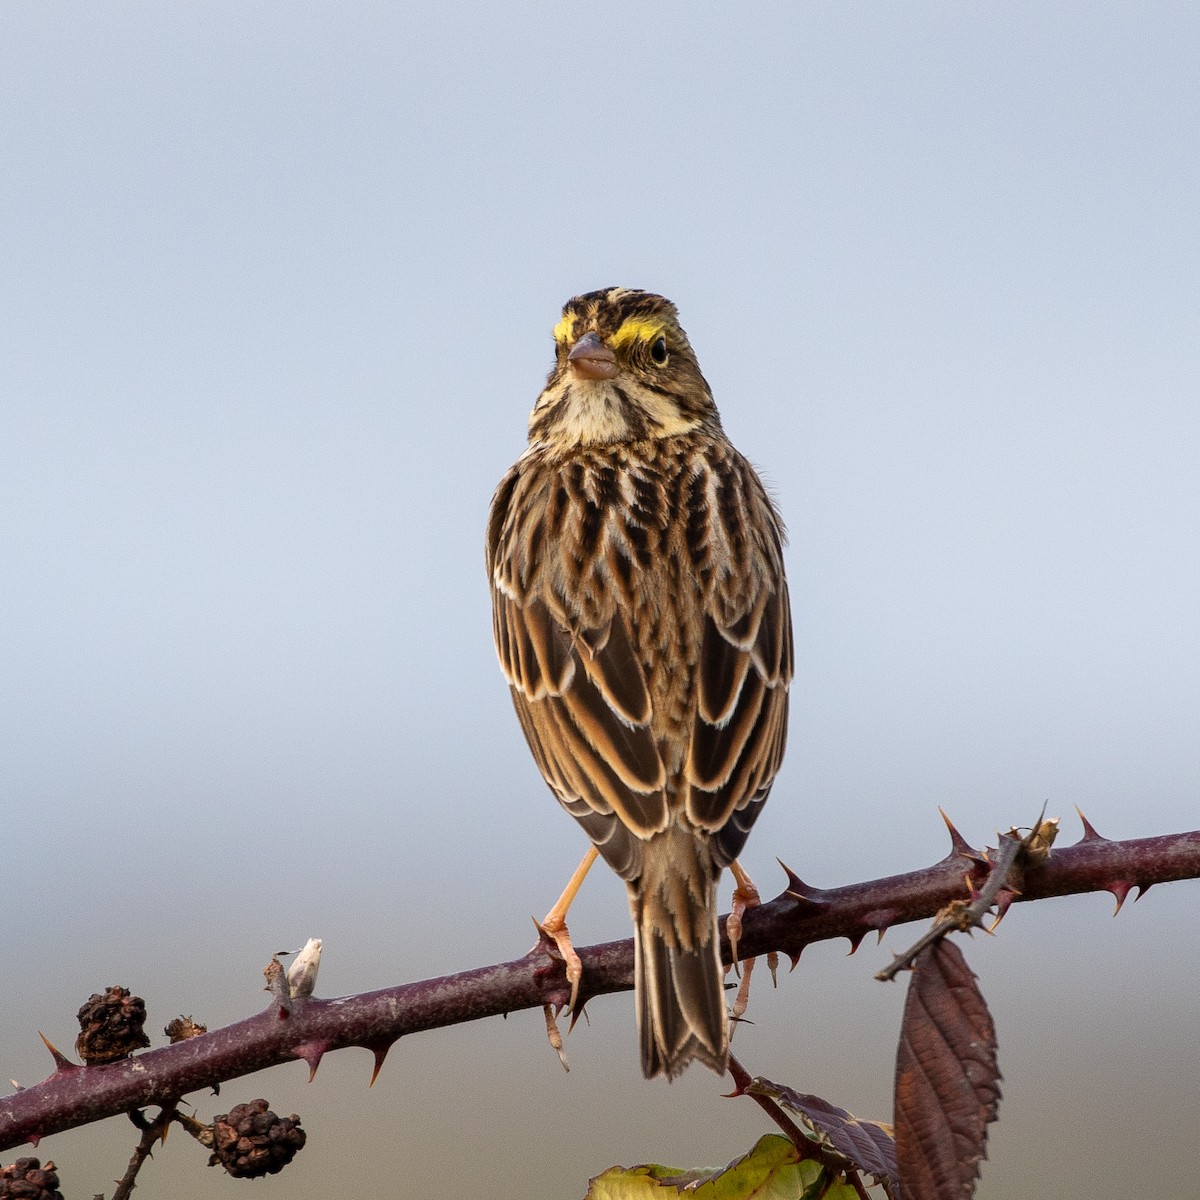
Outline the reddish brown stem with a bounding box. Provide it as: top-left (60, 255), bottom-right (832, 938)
top-left (726, 1053), bottom-right (857, 1180)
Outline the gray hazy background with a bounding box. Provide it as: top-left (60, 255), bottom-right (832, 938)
top-left (3, 4), bottom-right (1198, 1198)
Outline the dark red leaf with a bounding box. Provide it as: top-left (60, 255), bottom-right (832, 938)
top-left (748, 1077), bottom-right (897, 1189)
top-left (894, 939), bottom-right (1001, 1200)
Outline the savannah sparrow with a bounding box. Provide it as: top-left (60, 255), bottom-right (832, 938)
top-left (486, 288), bottom-right (793, 1079)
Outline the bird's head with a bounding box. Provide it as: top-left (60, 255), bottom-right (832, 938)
top-left (528, 288), bottom-right (719, 448)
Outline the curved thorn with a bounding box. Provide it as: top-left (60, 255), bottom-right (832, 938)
top-left (367, 1040), bottom-right (395, 1087)
top-left (1075, 806), bottom-right (1107, 843)
top-left (293, 1040), bottom-right (328, 1082)
top-left (38, 1032), bottom-right (77, 1074)
top-left (939, 807), bottom-right (977, 859)
top-left (781, 866), bottom-right (828, 912)
top-left (863, 906), bottom-right (901, 934)
top-left (566, 996), bottom-right (592, 1033)
top-left (776, 857), bottom-right (806, 895)
top-left (1108, 879), bottom-right (1133, 914)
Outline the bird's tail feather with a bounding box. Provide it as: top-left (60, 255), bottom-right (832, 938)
top-left (632, 831), bottom-right (728, 1080)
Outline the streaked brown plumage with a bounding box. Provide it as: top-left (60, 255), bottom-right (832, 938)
top-left (486, 288), bottom-right (793, 1079)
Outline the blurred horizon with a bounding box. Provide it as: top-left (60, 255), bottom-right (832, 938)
top-left (3, 3), bottom-right (1198, 1198)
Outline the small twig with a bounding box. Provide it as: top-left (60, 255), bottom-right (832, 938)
top-left (173, 1109), bottom-right (214, 1148)
top-left (111, 1103), bottom-right (178, 1200)
top-left (845, 1170), bottom-right (872, 1200)
top-left (875, 834), bottom-right (1023, 982)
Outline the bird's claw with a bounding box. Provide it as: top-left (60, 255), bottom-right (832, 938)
top-left (533, 913), bottom-right (583, 1014)
top-left (727, 870), bottom-right (762, 970)
top-left (542, 1003), bottom-right (569, 1071)
top-left (725, 862), bottom-right (773, 1041)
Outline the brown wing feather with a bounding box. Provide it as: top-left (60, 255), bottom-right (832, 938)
top-left (697, 612), bottom-right (753, 726)
top-left (557, 663), bottom-right (664, 794)
top-left (687, 668), bottom-right (767, 791)
top-left (559, 793), bottom-right (644, 879)
top-left (685, 477), bottom-right (793, 845)
top-left (578, 613), bottom-right (653, 726)
top-left (523, 597), bottom-right (574, 694)
top-left (491, 523), bottom-right (670, 857)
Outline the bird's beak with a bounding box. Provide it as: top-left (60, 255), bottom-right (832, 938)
top-left (568, 331), bottom-right (619, 381)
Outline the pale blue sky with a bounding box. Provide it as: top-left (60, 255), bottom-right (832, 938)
top-left (3, 4), bottom-right (1198, 1198)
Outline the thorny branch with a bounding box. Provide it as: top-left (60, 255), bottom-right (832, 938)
top-left (2, 821), bottom-right (1198, 1153)
top-left (874, 829), bottom-right (1028, 982)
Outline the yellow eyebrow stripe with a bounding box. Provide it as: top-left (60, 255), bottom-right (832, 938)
top-left (552, 312), bottom-right (578, 343)
top-left (609, 317), bottom-right (666, 350)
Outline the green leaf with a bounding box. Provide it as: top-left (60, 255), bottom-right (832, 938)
top-left (584, 1133), bottom-right (824, 1199)
top-left (822, 1182), bottom-right (865, 1200)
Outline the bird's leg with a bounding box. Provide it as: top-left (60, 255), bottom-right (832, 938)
top-left (725, 860), bottom-right (778, 1027)
top-left (534, 845), bottom-right (599, 1015)
top-left (725, 858), bottom-right (760, 969)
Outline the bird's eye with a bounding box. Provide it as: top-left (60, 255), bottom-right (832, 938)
top-left (649, 337), bottom-right (668, 366)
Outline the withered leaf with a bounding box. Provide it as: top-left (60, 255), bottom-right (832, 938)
top-left (748, 1077), bottom-right (897, 1190)
top-left (894, 939), bottom-right (1001, 1200)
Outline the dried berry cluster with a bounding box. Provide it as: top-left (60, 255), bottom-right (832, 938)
top-left (0, 1158), bottom-right (63, 1200)
top-left (75, 986), bottom-right (150, 1065)
top-left (209, 1100), bottom-right (306, 1178)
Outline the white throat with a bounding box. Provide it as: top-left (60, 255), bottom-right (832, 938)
top-left (530, 379), bottom-right (702, 446)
